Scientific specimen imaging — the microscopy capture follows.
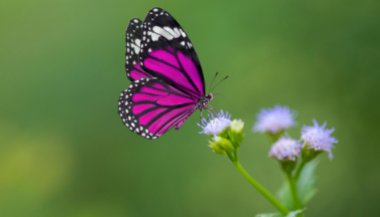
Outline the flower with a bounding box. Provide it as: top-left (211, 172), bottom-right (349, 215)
top-left (198, 110), bottom-right (231, 136)
top-left (253, 106), bottom-right (295, 134)
top-left (301, 120), bottom-right (337, 158)
top-left (269, 137), bottom-right (302, 161)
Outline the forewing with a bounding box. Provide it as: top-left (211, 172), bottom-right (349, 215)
top-left (138, 7), bottom-right (205, 97)
top-left (125, 18), bottom-right (150, 81)
top-left (118, 77), bottom-right (197, 139)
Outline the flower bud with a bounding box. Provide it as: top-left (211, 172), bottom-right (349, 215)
top-left (253, 106), bottom-right (295, 135)
top-left (230, 119), bottom-right (244, 133)
top-left (228, 119), bottom-right (244, 148)
top-left (209, 136), bottom-right (235, 154)
top-left (208, 139), bottom-right (226, 155)
top-left (269, 137), bottom-right (301, 161)
top-left (301, 120), bottom-right (337, 159)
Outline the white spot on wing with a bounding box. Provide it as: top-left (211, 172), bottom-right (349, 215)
top-left (148, 31), bottom-right (160, 41)
top-left (153, 26), bottom-right (173, 40)
top-left (149, 26), bottom-right (183, 41)
top-left (179, 29), bottom-right (186, 37)
top-left (131, 38), bottom-right (141, 54)
top-left (164, 27), bottom-right (181, 38)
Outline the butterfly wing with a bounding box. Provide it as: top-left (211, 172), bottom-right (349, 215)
top-left (138, 7), bottom-right (205, 97)
top-left (118, 77), bottom-right (197, 139)
top-left (120, 8), bottom-right (209, 139)
top-left (125, 18), bottom-right (151, 81)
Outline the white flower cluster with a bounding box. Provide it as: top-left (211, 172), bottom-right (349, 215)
top-left (198, 110), bottom-right (244, 155)
top-left (198, 110), bottom-right (231, 136)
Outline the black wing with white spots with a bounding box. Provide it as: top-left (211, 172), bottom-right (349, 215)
top-left (138, 7), bottom-right (205, 94)
top-left (125, 18), bottom-right (150, 81)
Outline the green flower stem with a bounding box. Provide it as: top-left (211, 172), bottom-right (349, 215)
top-left (286, 172), bottom-right (302, 211)
top-left (231, 159), bottom-right (289, 215)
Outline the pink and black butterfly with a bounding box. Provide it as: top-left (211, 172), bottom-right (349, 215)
top-left (118, 7), bottom-right (213, 139)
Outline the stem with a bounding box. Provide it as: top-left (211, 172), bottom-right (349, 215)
top-left (286, 172), bottom-right (302, 210)
top-left (294, 160), bottom-right (307, 181)
top-left (231, 160), bottom-right (289, 215)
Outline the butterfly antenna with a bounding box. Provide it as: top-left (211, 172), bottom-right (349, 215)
top-left (211, 75), bottom-right (229, 92)
top-left (208, 72), bottom-right (219, 93)
top-left (211, 92), bottom-right (223, 97)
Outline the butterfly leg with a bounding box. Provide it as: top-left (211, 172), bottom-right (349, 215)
top-left (205, 105), bottom-right (216, 114)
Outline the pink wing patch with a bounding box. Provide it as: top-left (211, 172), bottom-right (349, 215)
top-left (142, 49), bottom-right (204, 97)
top-left (129, 64), bottom-right (150, 80)
top-left (118, 77), bottom-right (197, 139)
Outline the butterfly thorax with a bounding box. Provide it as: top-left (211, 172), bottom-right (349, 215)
top-left (197, 93), bottom-right (213, 110)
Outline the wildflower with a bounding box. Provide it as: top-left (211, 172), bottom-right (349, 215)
top-left (301, 120), bottom-right (337, 158)
top-left (269, 137), bottom-right (302, 161)
top-left (253, 106), bottom-right (295, 134)
top-left (199, 111), bottom-right (245, 156)
top-left (198, 110), bottom-right (231, 136)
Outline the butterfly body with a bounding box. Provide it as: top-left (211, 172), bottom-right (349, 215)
top-left (118, 7), bottom-right (211, 139)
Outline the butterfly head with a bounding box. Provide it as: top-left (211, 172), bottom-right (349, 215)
top-left (197, 93), bottom-right (213, 111)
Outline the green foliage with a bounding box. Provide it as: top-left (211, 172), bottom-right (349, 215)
top-left (278, 181), bottom-right (293, 209)
top-left (256, 213), bottom-right (282, 217)
top-left (278, 160), bottom-right (318, 209)
top-left (297, 160), bottom-right (318, 204)
top-left (256, 210), bottom-right (303, 217)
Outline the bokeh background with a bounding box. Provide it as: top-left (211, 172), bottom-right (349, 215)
top-left (1, 0), bottom-right (379, 216)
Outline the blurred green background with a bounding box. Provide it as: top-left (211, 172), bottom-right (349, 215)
top-left (1, 0), bottom-right (379, 216)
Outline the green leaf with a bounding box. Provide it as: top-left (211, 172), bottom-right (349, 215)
top-left (277, 160), bottom-right (318, 209)
top-left (256, 210), bottom-right (303, 217)
top-left (256, 213), bottom-right (282, 217)
top-left (277, 181), bottom-right (293, 209)
top-left (286, 210), bottom-right (304, 217)
top-left (297, 160), bottom-right (318, 204)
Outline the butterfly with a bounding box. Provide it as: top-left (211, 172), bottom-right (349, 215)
top-left (118, 7), bottom-right (213, 139)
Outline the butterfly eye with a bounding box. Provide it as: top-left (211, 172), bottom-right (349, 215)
top-left (208, 93), bottom-right (214, 100)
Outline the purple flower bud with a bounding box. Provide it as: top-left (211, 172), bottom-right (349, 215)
top-left (269, 137), bottom-right (302, 161)
top-left (301, 120), bottom-right (337, 158)
top-left (253, 106), bottom-right (295, 134)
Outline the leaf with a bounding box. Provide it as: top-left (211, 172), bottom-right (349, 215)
top-left (286, 209), bottom-right (304, 217)
top-left (256, 210), bottom-right (304, 217)
top-left (256, 213), bottom-right (282, 217)
top-left (277, 181), bottom-right (293, 209)
top-left (277, 160), bottom-right (319, 209)
top-left (297, 160), bottom-right (318, 204)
